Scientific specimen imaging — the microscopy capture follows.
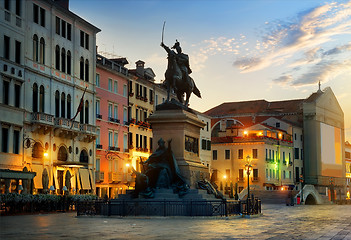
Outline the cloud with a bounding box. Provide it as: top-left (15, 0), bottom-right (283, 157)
top-left (273, 75), bottom-right (293, 85)
top-left (233, 1), bottom-right (351, 73)
top-left (291, 60), bottom-right (351, 86)
top-left (323, 42), bottom-right (351, 56)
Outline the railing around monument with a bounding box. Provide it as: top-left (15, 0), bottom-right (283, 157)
top-left (76, 199), bottom-right (261, 217)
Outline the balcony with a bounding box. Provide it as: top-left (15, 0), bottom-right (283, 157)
top-left (136, 121), bottom-right (151, 129)
top-left (108, 117), bottom-right (120, 124)
top-left (16, 16), bottom-right (21, 27)
top-left (116, 172), bottom-right (133, 182)
top-left (96, 144), bottom-right (103, 149)
top-left (96, 114), bottom-right (102, 120)
top-left (109, 146), bottom-right (120, 152)
top-left (108, 172), bottom-right (118, 182)
top-left (251, 177), bottom-right (260, 182)
top-left (32, 112), bottom-right (55, 126)
top-left (95, 171), bottom-right (104, 182)
top-left (79, 124), bottom-right (97, 142)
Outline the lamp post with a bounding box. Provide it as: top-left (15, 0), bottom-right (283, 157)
top-left (245, 155), bottom-right (252, 214)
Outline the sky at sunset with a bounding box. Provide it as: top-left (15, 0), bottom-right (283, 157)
top-left (70, 0), bottom-right (351, 141)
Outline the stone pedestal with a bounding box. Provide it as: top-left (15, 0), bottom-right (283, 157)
top-left (148, 104), bottom-right (209, 188)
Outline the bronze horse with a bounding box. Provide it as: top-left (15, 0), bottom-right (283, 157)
top-left (161, 41), bottom-right (201, 106)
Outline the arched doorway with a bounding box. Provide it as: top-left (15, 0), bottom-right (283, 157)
top-left (80, 149), bottom-right (89, 163)
top-left (305, 194), bottom-right (317, 205)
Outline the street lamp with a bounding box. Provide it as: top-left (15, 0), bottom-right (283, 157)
top-left (245, 155), bottom-right (252, 214)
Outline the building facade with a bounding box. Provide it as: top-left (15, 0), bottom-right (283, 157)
top-left (206, 87), bottom-right (345, 197)
top-left (95, 55), bottom-right (130, 198)
top-left (346, 141), bottom-right (351, 188)
top-left (0, 0), bottom-right (100, 194)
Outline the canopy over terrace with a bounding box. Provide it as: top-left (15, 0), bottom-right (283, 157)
top-left (0, 169), bottom-right (36, 194)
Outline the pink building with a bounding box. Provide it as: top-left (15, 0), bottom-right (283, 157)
top-left (95, 54), bottom-right (131, 198)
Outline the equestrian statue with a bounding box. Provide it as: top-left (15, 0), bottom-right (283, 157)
top-left (160, 23), bottom-right (201, 107)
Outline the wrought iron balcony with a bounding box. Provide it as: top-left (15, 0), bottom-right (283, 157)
top-left (95, 171), bottom-right (104, 182)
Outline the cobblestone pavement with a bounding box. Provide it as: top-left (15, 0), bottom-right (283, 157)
top-left (0, 204), bottom-right (351, 240)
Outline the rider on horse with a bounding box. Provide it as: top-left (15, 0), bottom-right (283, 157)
top-left (161, 40), bottom-right (192, 89)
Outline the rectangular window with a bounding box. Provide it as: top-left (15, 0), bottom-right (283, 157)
top-left (140, 135), bottom-right (143, 149)
top-left (213, 150), bottom-right (217, 160)
top-left (276, 122), bottom-right (280, 128)
top-left (123, 85), bottom-right (127, 97)
top-left (33, 4), bottom-right (39, 23)
top-left (136, 134), bottom-right (139, 148)
top-left (238, 149), bottom-right (243, 159)
top-left (96, 129), bottom-right (100, 145)
top-left (128, 132), bottom-right (133, 147)
top-left (15, 40), bottom-right (21, 64)
top-left (283, 170), bottom-right (286, 179)
top-left (294, 133), bottom-right (297, 140)
top-left (239, 169), bottom-right (244, 179)
top-left (270, 169), bottom-right (272, 178)
top-left (253, 169), bottom-right (258, 178)
top-left (155, 95), bottom-right (158, 105)
top-left (289, 171), bottom-right (292, 179)
top-left (150, 138), bottom-right (153, 151)
top-left (143, 86), bottom-right (147, 99)
top-left (2, 128), bottom-right (9, 152)
top-left (123, 107), bottom-right (127, 124)
top-left (96, 100), bottom-right (100, 115)
top-left (61, 20), bottom-right (66, 38)
top-left (80, 31), bottom-right (84, 47)
top-left (135, 109), bottom-right (139, 122)
top-left (85, 33), bottom-right (89, 50)
top-left (5, 0), bottom-right (10, 10)
top-left (15, 0), bottom-right (20, 16)
top-left (225, 149), bottom-right (230, 160)
top-left (149, 89), bottom-right (154, 102)
top-left (14, 84), bottom-right (20, 108)
top-left (114, 80), bottom-right (118, 93)
top-left (96, 73), bottom-right (100, 87)
top-left (252, 149), bottom-right (258, 159)
top-left (114, 105), bottom-right (118, 120)
top-left (56, 17), bottom-right (60, 34)
top-left (114, 132), bottom-right (118, 148)
top-left (136, 83), bottom-right (139, 96)
top-left (96, 159), bottom-right (100, 171)
top-left (266, 169), bottom-right (268, 178)
top-left (108, 104), bottom-right (112, 118)
top-left (108, 131), bottom-right (113, 148)
top-left (67, 23), bottom-right (72, 40)
top-left (201, 139), bottom-right (206, 150)
top-left (273, 169), bottom-right (275, 179)
top-left (3, 80), bottom-right (9, 105)
top-left (4, 35), bottom-right (10, 60)
top-left (40, 7), bottom-right (45, 27)
top-left (294, 148), bottom-right (299, 159)
top-left (269, 149), bottom-right (271, 159)
top-left (13, 129), bottom-right (20, 154)
top-left (124, 134), bottom-right (128, 151)
top-left (206, 140), bottom-right (211, 150)
top-left (301, 149), bottom-right (303, 160)
top-left (283, 152), bottom-right (286, 163)
top-left (225, 169), bottom-right (230, 178)
top-left (144, 136), bottom-right (147, 149)
top-left (272, 151), bottom-right (274, 160)
top-left (265, 149), bottom-right (268, 159)
top-left (108, 78), bottom-right (112, 91)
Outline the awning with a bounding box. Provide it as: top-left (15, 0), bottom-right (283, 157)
top-left (32, 165), bottom-right (43, 189)
top-left (53, 169), bottom-right (59, 190)
top-left (88, 169), bottom-right (95, 191)
top-left (79, 168), bottom-right (91, 190)
top-left (263, 183), bottom-right (276, 187)
top-left (0, 169), bottom-right (36, 179)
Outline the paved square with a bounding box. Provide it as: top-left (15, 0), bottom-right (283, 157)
top-left (0, 204), bottom-right (350, 239)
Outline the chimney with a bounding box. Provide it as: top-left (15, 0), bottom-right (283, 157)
top-left (135, 60), bottom-right (145, 77)
top-left (54, 0), bottom-right (69, 10)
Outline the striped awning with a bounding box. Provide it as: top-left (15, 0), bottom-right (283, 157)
top-left (32, 164), bottom-right (43, 189)
top-left (79, 168), bottom-right (91, 190)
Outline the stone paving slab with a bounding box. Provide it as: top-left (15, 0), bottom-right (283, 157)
top-left (0, 204), bottom-right (350, 239)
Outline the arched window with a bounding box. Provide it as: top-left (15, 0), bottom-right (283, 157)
top-left (66, 51), bottom-right (71, 75)
top-left (79, 149), bottom-right (88, 163)
top-left (85, 59), bottom-right (89, 82)
top-left (84, 100), bottom-right (89, 124)
top-left (55, 45), bottom-right (60, 70)
top-left (61, 48), bottom-right (66, 73)
top-left (39, 85), bottom-right (44, 112)
top-left (55, 90), bottom-right (60, 117)
top-left (39, 37), bottom-right (45, 64)
top-left (80, 57), bottom-right (84, 80)
top-left (33, 35), bottom-right (38, 62)
top-left (32, 142), bottom-right (43, 158)
top-left (33, 83), bottom-right (38, 112)
top-left (61, 92), bottom-right (65, 118)
top-left (67, 94), bottom-right (71, 119)
top-left (58, 146), bottom-right (68, 161)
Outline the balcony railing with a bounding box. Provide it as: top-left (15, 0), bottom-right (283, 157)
top-left (96, 144), bottom-right (103, 149)
top-left (109, 146), bottom-right (120, 151)
top-left (16, 16), bottom-right (21, 27)
top-left (96, 114), bottom-right (102, 119)
top-left (80, 124), bottom-right (96, 134)
top-left (95, 171), bottom-right (104, 182)
top-left (251, 177), bottom-right (260, 182)
top-left (55, 117), bottom-right (71, 128)
top-left (108, 117), bottom-right (120, 124)
top-left (32, 112), bottom-right (55, 125)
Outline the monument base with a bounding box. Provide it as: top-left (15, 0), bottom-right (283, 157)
top-left (148, 101), bottom-right (210, 188)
